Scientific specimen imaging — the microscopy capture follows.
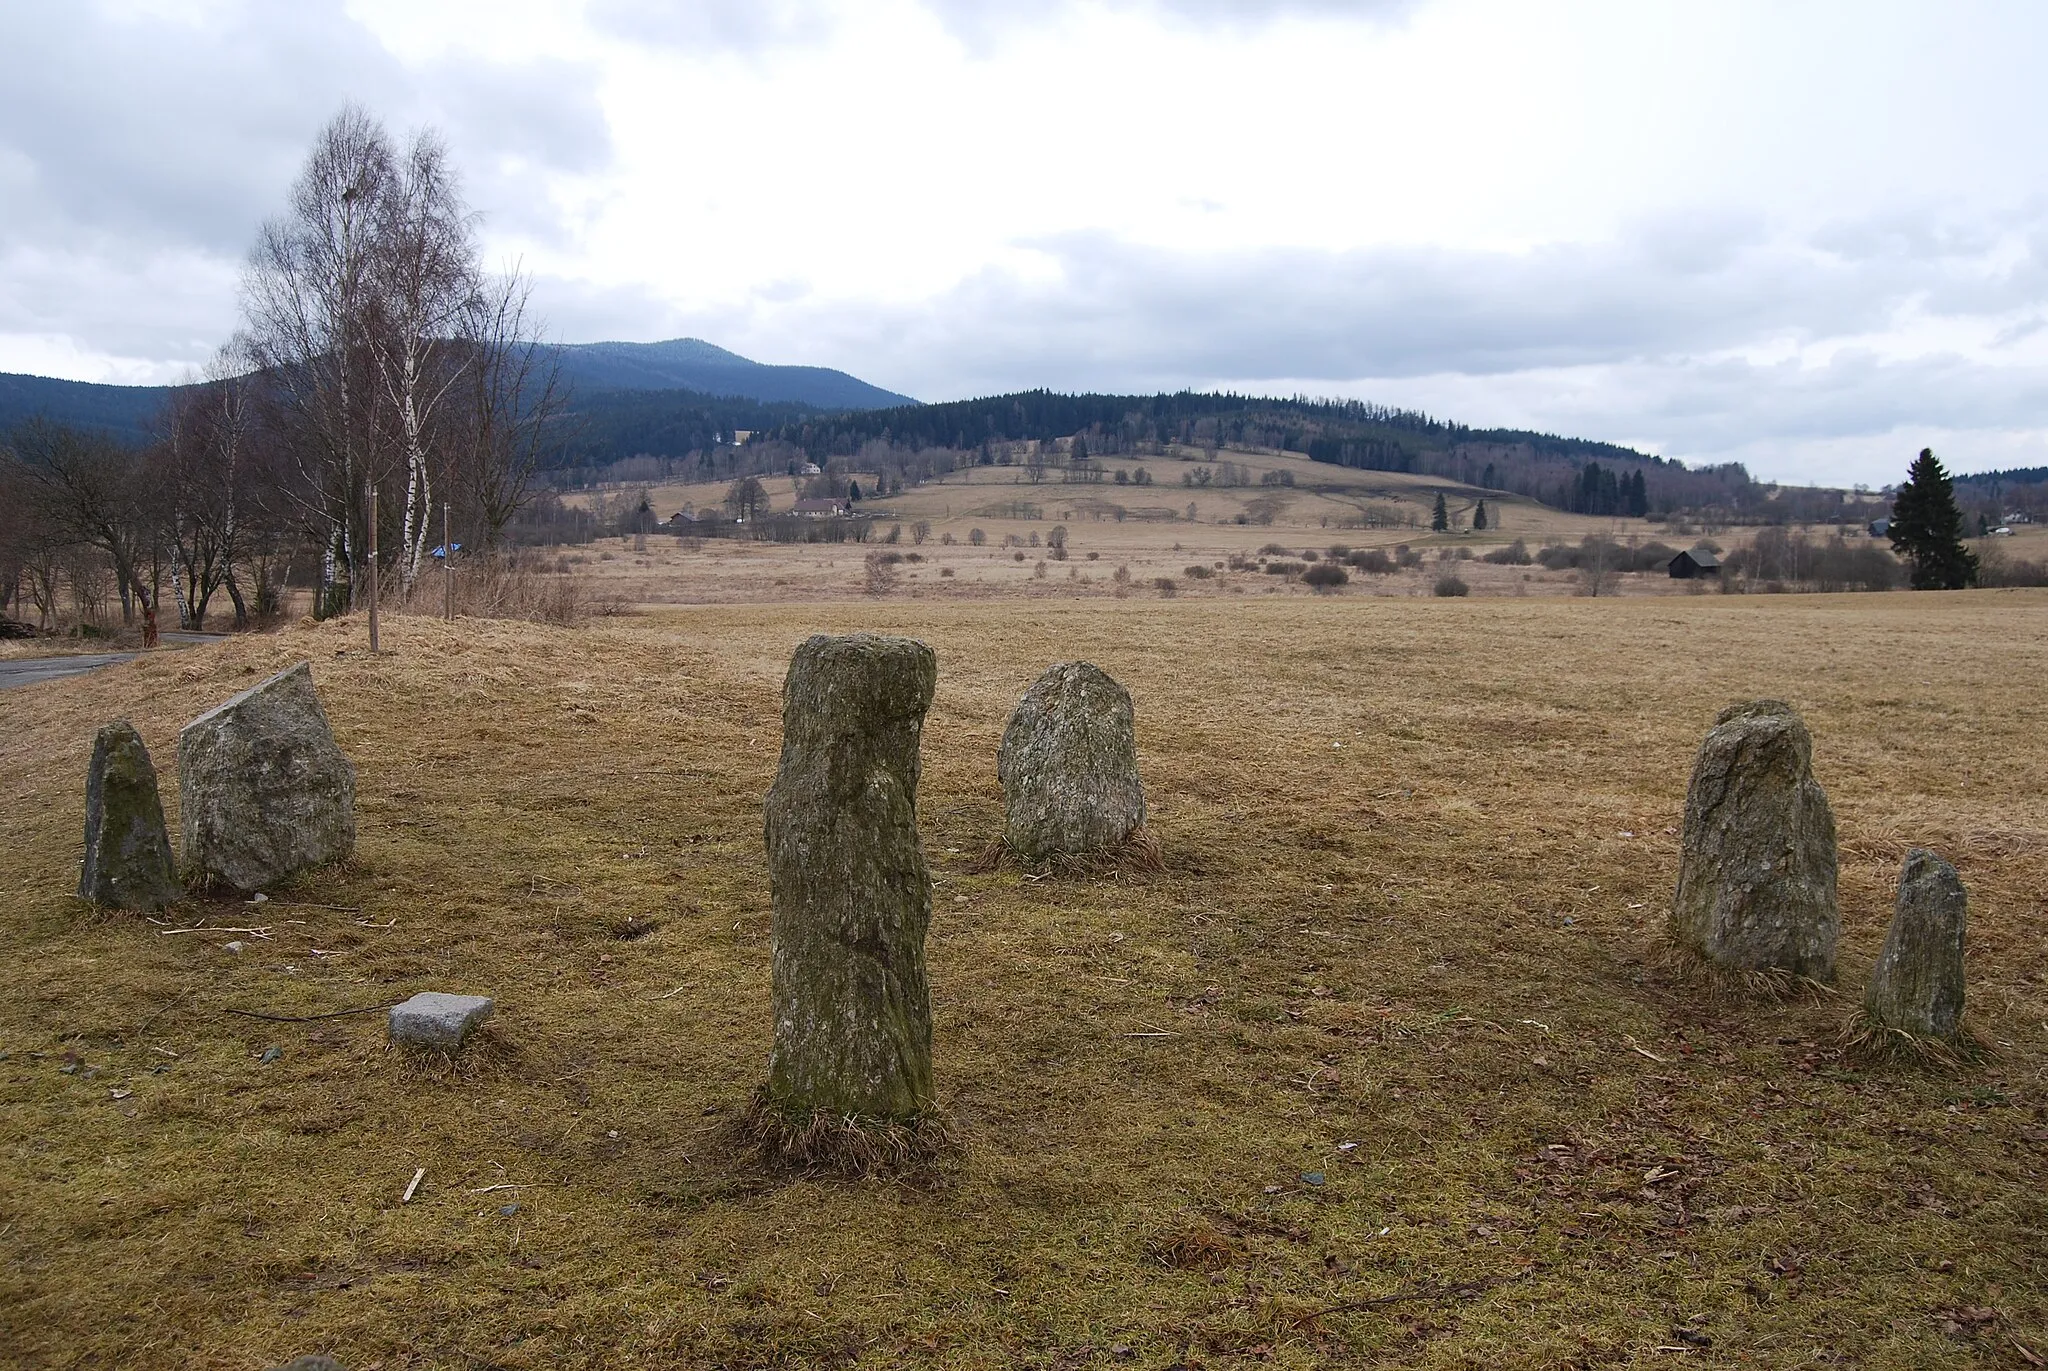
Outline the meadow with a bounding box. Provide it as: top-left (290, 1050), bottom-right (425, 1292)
top-left (1, 590), bottom-right (2044, 1369)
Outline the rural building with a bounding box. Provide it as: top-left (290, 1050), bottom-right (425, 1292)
top-left (792, 498), bottom-right (849, 518)
top-left (1868, 518), bottom-right (1891, 538)
top-left (1669, 548), bottom-right (1721, 579)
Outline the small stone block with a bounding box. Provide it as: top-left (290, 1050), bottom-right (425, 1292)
top-left (389, 992), bottom-right (494, 1050)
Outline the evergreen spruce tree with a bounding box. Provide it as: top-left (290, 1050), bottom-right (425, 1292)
top-left (1431, 491), bottom-right (1449, 532)
top-left (1888, 448), bottom-right (1977, 589)
top-left (1473, 499), bottom-right (1488, 531)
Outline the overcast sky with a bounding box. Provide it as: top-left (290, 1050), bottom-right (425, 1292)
top-left (6, 0), bottom-right (2048, 485)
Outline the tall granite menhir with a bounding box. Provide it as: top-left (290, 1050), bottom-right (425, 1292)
top-left (761, 634), bottom-right (938, 1133)
top-left (1670, 699), bottom-right (1839, 982)
top-left (998, 661), bottom-right (1147, 863)
top-left (179, 662), bottom-right (356, 891)
top-left (79, 721), bottom-right (181, 910)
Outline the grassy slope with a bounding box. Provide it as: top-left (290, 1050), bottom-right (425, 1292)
top-left (582, 444), bottom-right (1607, 545)
top-left (1, 594), bottom-right (2044, 1369)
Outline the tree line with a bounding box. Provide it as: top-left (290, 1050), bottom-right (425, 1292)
top-left (0, 106), bottom-right (562, 633)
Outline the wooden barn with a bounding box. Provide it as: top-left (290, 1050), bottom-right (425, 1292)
top-left (1669, 548), bottom-right (1721, 579)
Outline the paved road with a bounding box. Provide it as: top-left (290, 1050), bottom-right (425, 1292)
top-left (0, 632), bottom-right (224, 691)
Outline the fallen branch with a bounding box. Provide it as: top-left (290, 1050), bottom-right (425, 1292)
top-left (402, 1168), bottom-right (426, 1203)
top-left (224, 1003), bottom-right (394, 1023)
top-left (158, 926), bottom-right (272, 937)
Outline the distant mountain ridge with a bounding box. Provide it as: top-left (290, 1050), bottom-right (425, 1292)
top-left (0, 372), bottom-right (167, 446)
top-left (0, 339), bottom-right (916, 443)
top-left (553, 338), bottom-right (916, 409)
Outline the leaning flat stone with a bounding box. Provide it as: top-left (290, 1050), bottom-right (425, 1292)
top-left (178, 662), bottom-right (355, 891)
top-left (1670, 699), bottom-right (1839, 982)
top-left (998, 661), bottom-right (1146, 861)
top-left (389, 992), bottom-right (494, 1050)
top-left (79, 721), bottom-right (180, 910)
top-left (763, 633), bottom-right (937, 1124)
top-left (1865, 849), bottom-right (1968, 1040)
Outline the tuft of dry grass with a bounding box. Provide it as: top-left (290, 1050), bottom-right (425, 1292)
top-left (1647, 937), bottom-right (1842, 1003)
top-left (968, 824), bottom-right (1166, 878)
top-left (2, 594), bottom-right (2046, 1369)
top-left (1839, 1012), bottom-right (1994, 1071)
top-left (740, 1089), bottom-right (957, 1180)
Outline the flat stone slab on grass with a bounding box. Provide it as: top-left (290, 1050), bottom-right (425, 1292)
top-left (389, 992), bottom-right (494, 1050)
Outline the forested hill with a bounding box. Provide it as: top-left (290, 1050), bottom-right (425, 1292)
top-left (758, 389), bottom-right (1759, 516)
top-left (0, 372), bottom-right (169, 446)
top-left (0, 339), bottom-right (910, 450)
top-left (554, 339), bottom-right (915, 409)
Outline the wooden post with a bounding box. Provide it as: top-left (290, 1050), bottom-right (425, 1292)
top-left (442, 501), bottom-right (453, 622)
top-left (367, 483), bottom-right (381, 655)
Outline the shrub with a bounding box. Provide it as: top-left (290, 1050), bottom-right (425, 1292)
top-left (1300, 549), bottom-right (1320, 561)
top-left (1154, 577), bottom-right (1178, 596)
top-left (1258, 542), bottom-right (1291, 556)
top-left (1184, 564), bottom-right (1216, 579)
top-left (1327, 544), bottom-right (1351, 560)
top-left (1302, 562), bottom-right (1349, 591)
top-left (904, 552), bottom-right (923, 563)
top-left (1013, 551), bottom-right (1026, 562)
top-left (1395, 545), bottom-right (1423, 569)
top-left (968, 528), bottom-right (986, 546)
top-left (939, 567), bottom-right (955, 577)
top-left (863, 551), bottom-right (900, 596)
top-left (1087, 551), bottom-right (1100, 561)
top-left (1034, 560), bottom-right (1048, 579)
top-left (940, 532), bottom-right (956, 546)
top-left (1482, 539), bottom-right (1531, 565)
top-left (1347, 549), bottom-right (1394, 574)
top-left (1433, 573), bottom-right (1470, 597)
top-left (1265, 561), bottom-right (1306, 576)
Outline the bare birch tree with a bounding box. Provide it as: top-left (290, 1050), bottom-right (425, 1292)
top-left (369, 129), bottom-right (479, 591)
top-left (240, 105), bottom-right (563, 608)
top-left (240, 104), bottom-right (394, 618)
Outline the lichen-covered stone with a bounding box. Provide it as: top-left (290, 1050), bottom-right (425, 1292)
top-left (1670, 699), bottom-right (1839, 981)
top-left (997, 661), bottom-right (1146, 861)
top-left (762, 633), bottom-right (937, 1123)
top-left (1865, 849), bottom-right (1968, 1039)
top-left (79, 721), bottom-right (180, 910)
top-left (178, 662), bottom-right (355, 891)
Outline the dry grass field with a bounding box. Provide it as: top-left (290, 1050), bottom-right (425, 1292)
top-left (559, 446), bottom-right (1670, 607)
top-left (2, 591), bottom-right (2045, 1369)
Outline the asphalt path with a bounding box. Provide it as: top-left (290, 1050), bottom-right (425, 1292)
top-left (0, 632), bottom-right (223, 691)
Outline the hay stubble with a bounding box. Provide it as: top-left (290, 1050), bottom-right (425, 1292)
top-left (0, 592), bottom-right (2044, 1368)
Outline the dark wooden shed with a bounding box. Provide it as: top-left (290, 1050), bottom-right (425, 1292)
top-left (1669, 548), bottom-right (1721, 579)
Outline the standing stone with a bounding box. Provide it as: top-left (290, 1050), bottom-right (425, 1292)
top-left (761, 634), bottom-right (937, 1126)
top-left (179, 662), bottom-right (355, 891)
top-left (1865, 849), bottom-right (1968, 1040)
top-left (79, 721), bottom-right (180, 910)
top-left (1670, 699), bottom-right (1839, 982)
top-left (997, 661), bottom-right (1146, 862)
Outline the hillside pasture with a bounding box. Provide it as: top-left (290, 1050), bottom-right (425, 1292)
top-left (1, 593), bottom-right (2044, 1368)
